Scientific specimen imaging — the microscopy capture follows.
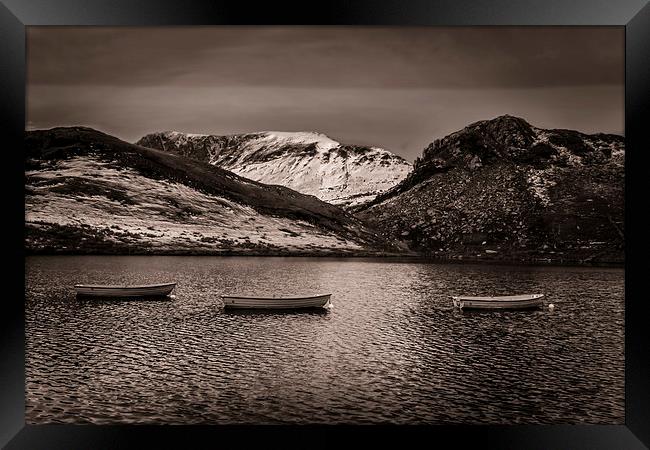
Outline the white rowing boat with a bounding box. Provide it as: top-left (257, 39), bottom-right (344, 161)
top-left (221, 293), bottom-right (332, 310)
top-left (74, 282), bottom-right (176, 298)
top-left (452, 293), bottom-right (544, 310)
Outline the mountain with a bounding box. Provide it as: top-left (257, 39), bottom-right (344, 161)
top-left (355, 115), bottom-right (624, 264)
top-left (25, 127), bottom-right (400, 256)
top-left (136, 130), bottom-right (412, 208)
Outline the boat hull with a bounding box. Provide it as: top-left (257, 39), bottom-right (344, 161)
top-left (222, 294), bottom-right (331, 310)
top-left (452, 294), bottom-right (544, 310)
top-left (74, 283), bottom-right (176, 298)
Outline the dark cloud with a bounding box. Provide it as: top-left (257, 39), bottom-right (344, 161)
top-left (27, 26), bottom-right (624, 161)
top-left (28, 26), bottom-right (623, 88)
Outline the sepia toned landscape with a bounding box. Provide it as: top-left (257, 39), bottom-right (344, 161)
top-left (25, 114), bottom-right (623, 263)
top-left (25, 26), bottom-right (625, 425)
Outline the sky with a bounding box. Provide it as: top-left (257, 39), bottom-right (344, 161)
top-left (27, 26), bottom-right (624, 162)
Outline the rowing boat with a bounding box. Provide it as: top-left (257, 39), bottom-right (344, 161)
top-left (452, 293), bottom-right (544, 310)
top-left (74, 282), bottom-right (176, 298)
top-left (221, 293), bottom-right (332, 310)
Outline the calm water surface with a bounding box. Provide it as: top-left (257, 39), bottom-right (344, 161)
top-left (25, 256), bottom-right (624, 424)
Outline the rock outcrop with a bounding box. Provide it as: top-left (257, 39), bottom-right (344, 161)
top-left (355, 115), bottom-right (624, 264)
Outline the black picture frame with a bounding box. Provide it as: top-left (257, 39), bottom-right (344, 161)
top-left (2, 1), bottom-right (648, 448)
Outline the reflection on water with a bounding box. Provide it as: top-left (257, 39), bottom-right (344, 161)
top-left (25, 256), bottom-right (624, 424)
top-left (224, 308), bottom-right (330, 316)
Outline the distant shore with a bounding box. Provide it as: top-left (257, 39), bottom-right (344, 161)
top-left (25, 248), bottom-right (624, 268)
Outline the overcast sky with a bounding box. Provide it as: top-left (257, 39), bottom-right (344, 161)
top-left (27, 26), bottom-right (623, 162)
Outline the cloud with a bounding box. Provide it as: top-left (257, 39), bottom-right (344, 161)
top-left (26, 27), bottom-right (624, 160)
top-left (27, 26), bottom-right (623, 89)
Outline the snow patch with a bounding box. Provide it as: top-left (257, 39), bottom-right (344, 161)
top-left (25, 156), bottom-right (368, 252)
top-left (258, 131), bottom-right (340, 152)
top-left (527, 170), bottom-right (556, 207)
top-left (143, 130), bottom-right (413, 207)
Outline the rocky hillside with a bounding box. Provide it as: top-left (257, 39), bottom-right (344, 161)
top-left (25, 127), bottom-right (400, 256)
top-left (136, 130), bottom-right (411, 208)
top-left (355, 115), bottom-right (624, 264)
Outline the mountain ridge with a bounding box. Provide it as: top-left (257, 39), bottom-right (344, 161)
top-left (24, 117), bottom-right (625, 264)
top-left (136, 130), bottom-right (412, 208)
top-left (25, 127), bottom-right (400, 256)
top-left (355, 115), bottom-right (624, 264)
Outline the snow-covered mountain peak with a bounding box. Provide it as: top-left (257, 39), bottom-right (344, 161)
top-left (257, 131), bottom-right (340, 152)
top-left (137, 130), bottom-right (412, 208)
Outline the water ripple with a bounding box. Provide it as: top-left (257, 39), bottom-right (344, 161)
top-left (25, 256), bottom-right (624, 424)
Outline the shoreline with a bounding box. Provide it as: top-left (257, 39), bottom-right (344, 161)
top-left (24, 249), bottom-right (625, 268)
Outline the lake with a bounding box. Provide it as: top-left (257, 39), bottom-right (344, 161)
top-left (25, 256), bottom-right (624, 424)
